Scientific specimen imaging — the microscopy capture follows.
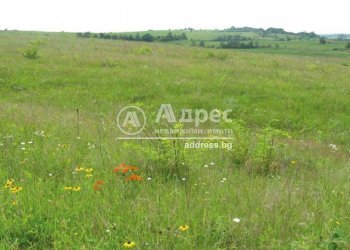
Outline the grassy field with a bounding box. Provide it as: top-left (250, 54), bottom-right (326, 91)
top-left (0, 30), bottom-right (350, 249)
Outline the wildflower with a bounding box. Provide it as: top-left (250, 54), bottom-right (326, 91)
top-left (4, 183), bottom-right (12, 189)
top-left (147, 177), bottom-right (152, 181)
top-left (181, 178), bottom-right (186, 181)
top-left (93, 180), bottom-right (105, 191)
top-left (114, 163), bottom-right (127, 173)
top-left (84, 168), bottom-right (94, 173)
top-left (64, 186), bottom-right (73, 190)
top-left (204, 164), bottom-right (208, 168)
top-left (85, 174), bottom-right (93, 178)
top-left (75, 167), bottom-right (85, 172)
top-left (291, 160), bottom-right (296, 164)
top-left (4, 179), bottom-right (14, 188)
top-left (6, 179), bottom-right (14, 185)
top-left (122, 166), bottom-right (138, 174)
top-left (114, 163), bottom-right (138, 174)
top-left (210, 162), bottom-right (215, 166)
top-left (178, 225), bottom-right (190, 231)
top-left (329, 144), bottom-right (338, 151)
top-left (336, 221), bottom-right (341, 225)
top-left (123, 241), bottom-right (136, 248)
top-left (48, 173), bottom-right (53, 177)
top-left (34, 130), bottom-right (45, 137)
top-left (72, 186), bottom-right (81, 191)
top-left (126, 174), bottom-right (142, 182)
top-left (11, 186), bottom-right (23, 194)
top-left (233, 218), bottom-right (240, 223)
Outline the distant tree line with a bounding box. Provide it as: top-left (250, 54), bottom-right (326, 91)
top-left (216, 35), bottom-right (259, 49)
top-left (76, 32), bottom-right (188, 42)
top-left (214, 35), bottom-right (250, 42)
top-left (224, 26), bottom-right (319, 39)
top-left (220, 40), bottom-right (258, 49)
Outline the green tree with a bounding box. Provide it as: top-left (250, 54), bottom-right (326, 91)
top-left (142, 33), bottom-right (154, 42)
top-left (180, 32), bottom-right (188, 40)
top-left (319, 37), bottom-right (326, 44)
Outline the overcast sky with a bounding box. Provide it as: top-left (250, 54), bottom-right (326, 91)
top-left (0, 0), bottom-right (348, 34)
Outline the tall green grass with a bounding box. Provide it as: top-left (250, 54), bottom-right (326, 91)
top-left (0, 31), bottom-right (349, 249)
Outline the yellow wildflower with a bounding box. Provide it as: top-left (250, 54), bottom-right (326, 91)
top-left (178, 225), bottom-right (190, 231)
top-left (75, 167), bottom-right (85, 172)
top-left (123, 241), bottom-right (136, 248)
top-left (64, 186), bottom-right (73, 190)
top-left (291, 160), bottom-right (296, 165)
top-left (85, 174), bottom-right (93, 178)
top-left (72, 186), bottom-right (81, 191)
top-left (10, 186), bottom-right (23, 194)
top-left (4, 179), bottom-right (14, 189)
top-left (84, 168), bottom-right (94, 173)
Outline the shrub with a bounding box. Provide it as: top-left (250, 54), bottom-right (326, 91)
top-left (122, 138), bottom-right (188, 179)
top-left (250, 127), bottom-right (289, 175)
top-left (224, 119), bottom-right (250, 165)
top-left (319, 37), bottom-right (326, 44)
top-left (21, 41), bottom-right (44, 59)
top-left (22, 46), bottom-right (39, 59)
top-left (222, 119), bottom-right (290, 175)
top-left (346, 41), bottom-right (350, 49)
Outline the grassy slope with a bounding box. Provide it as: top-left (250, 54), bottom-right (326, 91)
top-left (117, 29), bottom-right (350, 58)
top-left (0, 31), bottom-right (350, 249)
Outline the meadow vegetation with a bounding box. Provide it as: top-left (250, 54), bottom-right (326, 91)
top-left (0, 30), bottom-right (350, 249)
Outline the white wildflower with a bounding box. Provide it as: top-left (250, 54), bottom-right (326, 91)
top-left (233, 218), bottom-right (240, 223)
top-left (329, 144), bottom-right (338, 151)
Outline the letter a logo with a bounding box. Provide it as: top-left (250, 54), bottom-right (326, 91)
top-left (122, 111), bottom-right (141, 128)
top-left (117, 106), bottom-right (146, 136)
